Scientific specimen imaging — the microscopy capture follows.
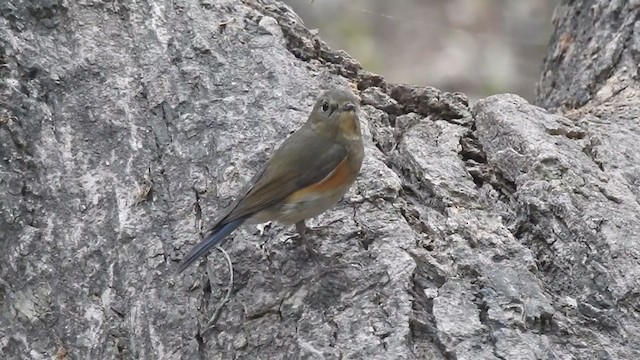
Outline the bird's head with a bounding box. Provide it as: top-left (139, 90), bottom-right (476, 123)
top-left (308, 88), bottom-right (361, 142)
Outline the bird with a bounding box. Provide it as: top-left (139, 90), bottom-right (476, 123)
top-left (177, 87), bottom-right (365, 272)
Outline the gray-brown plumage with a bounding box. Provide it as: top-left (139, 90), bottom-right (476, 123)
top-left (178, 88), bottom-right (364, 272)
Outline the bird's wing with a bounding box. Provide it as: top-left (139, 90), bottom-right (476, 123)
top-left (221, 127), bottom-right (347, 223)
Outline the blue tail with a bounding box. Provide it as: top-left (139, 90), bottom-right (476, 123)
top-left (177, 218), bottom-right (245, 273)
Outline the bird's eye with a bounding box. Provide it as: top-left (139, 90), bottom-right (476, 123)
top-left (321, 102), bottom-right (329, 112)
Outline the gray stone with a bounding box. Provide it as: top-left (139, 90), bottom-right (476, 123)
top-left (1, 0), bottom-right (639, 359)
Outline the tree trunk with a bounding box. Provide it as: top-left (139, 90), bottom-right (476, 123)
top-left (1, 0), bottom-right (638, 359)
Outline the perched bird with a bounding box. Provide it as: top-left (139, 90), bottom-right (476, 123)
top-left (178, 88), bottom-right (365, 272)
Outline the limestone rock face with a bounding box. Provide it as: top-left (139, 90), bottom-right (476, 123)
top-left (1, 0), bottom-right (638, 359)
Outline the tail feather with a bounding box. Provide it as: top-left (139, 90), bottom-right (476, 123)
top-left (177, 218), bottom-right (245, 273)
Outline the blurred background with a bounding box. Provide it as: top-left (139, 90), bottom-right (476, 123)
top-left (283, 0), bottom-right (559, 102)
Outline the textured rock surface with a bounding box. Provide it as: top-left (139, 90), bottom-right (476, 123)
top-left (1, 0), bottom-right (638, 359)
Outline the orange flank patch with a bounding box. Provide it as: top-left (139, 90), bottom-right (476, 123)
top-left (288, 158), bottom-right (353, 201)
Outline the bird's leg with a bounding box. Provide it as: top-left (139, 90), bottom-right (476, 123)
top-left (300, 218), bottom-right (343, 233)
top-left (295, 220), bottom-right (320, 260)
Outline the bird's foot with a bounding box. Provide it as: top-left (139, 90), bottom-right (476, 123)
top-left (293, 220), bottom-right (334, 266)
top-left (301, 219), bottom-right (342, 234)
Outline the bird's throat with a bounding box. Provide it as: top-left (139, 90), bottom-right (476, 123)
top-left (338, 112), bottom-right (361, 141)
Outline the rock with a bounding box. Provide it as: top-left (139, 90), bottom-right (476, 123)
top-left (1, 0), bottom-right (639, 359)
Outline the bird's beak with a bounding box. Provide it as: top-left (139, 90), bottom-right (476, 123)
top-left (342, 103), bottom-right (357, 112)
